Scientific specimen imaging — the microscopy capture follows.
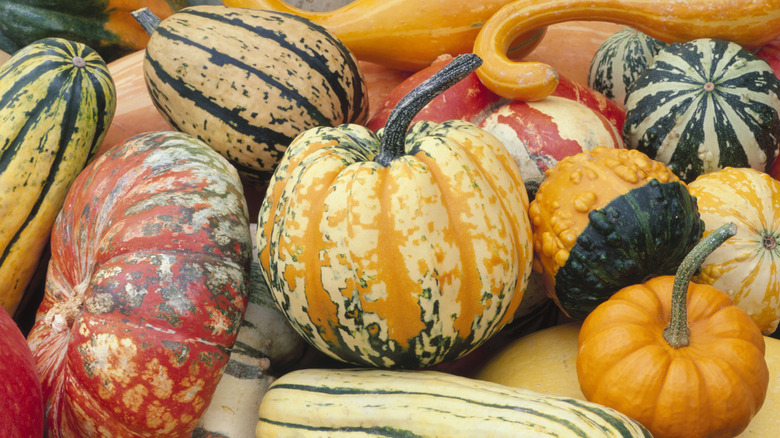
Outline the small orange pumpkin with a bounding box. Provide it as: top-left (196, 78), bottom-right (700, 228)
top-left (577, 223), bottom-right (769, 438)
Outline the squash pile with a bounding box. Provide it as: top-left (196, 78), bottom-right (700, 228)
top-left (1, 1), bottom-right (780, 437)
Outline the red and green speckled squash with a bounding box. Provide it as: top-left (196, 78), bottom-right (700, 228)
top-left (623, 38), bottom-right (780, 183)
top-left (688, 167), bottom-right (780, 334)
top-left (26, 131), bottom-right (252, 437)
top-left (0, 38), bottom-right (115, 317)
top-left (0, 0), bottom-right (189, 62)
top-left (528, 146), bottom-right (703, 319)
top-left (257, 54), bottom-right (534, 369)
top-left (139, 5), bottom-right (368, 185)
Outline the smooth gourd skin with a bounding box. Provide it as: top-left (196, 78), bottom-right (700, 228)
top-left (222, 0), bottom-right (548, 71)
top-left (577, 276), bottom-right (769, 438)
top-left (689, 167), bottom-right (780, 334)
top-left (0, 38), bottom-right (116, 316)
top-left (257, 121), bottom-right (533, 369)
top-left (474, 0), bottom-right (780, 100)
top-left (143, 5), bottom-right (369, 184)
top-left (623, 38), bottom-right (780, 183)
top-left (0, 0), bottom-right (187, 61)
top-left (529, 147), bottom-right (703, 319)
top-left (256, 368), bottom-right (652, 437)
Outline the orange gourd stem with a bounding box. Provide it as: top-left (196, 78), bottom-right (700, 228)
top-left (474, 0), bottom-right (780, 101)
top-left (375, 54), bottom-right (482, 166)
top-left (222, 0), bottom-right (546, 71)
top-left (663, 222), bottom-right (737, 348)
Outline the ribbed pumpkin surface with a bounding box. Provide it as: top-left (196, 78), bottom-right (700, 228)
top-left (0, 38), bottom-right (115, 315)
top-left (257, 120), bottom-right (533, 369)
top-left (623, 38), bottom-right (780, 183)
top-left (26, 131), bottom-right (252, 437)
top-left (143, 5), bottom-right (368, 184)
top-left (588, 27), bottom-right (667, 107)
top-left (689, 167), bottom-right (780, 334)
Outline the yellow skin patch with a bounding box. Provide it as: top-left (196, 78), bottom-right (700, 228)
top-left (688, 167), bottom-right (780, 334)
top-left (258, 120), bottom-right (533, 367)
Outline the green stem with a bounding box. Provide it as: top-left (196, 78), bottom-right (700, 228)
top-left (663, 222), bottom-right (737, 348)
top-left (374, 53), bottom-right (482, 167)
top-left (131, 8), bottom-right (162, 36)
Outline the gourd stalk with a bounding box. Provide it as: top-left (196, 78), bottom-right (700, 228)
top-left (663, 222), bottom-right (737, 348)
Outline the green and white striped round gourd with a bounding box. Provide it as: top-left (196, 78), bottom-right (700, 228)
top-left (623, 38), bottom-right (780, 183)
top-left (256, 368), bottom-right (653, 437)
top-left (142, 5), bottom-right (368, 184)
top-left (588, 27), bottom-right (667, 108)
top-left (0, 38), bottom-right (115, 315)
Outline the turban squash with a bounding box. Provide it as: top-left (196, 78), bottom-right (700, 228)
top-left (26, 131), bottom-right (253, 437)
top-left (257, 54), bottom-right (534, 369)
top-left (528, 146), bottom-right (703, 319)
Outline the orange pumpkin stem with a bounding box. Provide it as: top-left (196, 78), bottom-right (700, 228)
top-left (663, 222), bottom-right (737, 348)
top-left (375, 53), bottom-right (482, 166)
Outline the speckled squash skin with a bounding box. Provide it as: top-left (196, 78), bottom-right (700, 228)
top-left (143, 5), bottom-right (368, 184)
top-left (26, 131), bottom-right (252, 437)
top-left (257, 120), bottom-right (533, 369)
top-left (688, 167), bottom-right (780, 334)
top-left (528, 146), bottom-right (703, 319)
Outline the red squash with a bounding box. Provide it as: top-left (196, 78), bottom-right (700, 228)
top-left (757, 35), bottom-right (780, 79)
top-left (27, 132), bottom-right (253, 437)
top-left (0, 308), bottom-right (44, 438)
top-left (367, 54), bottom-right (625, 132)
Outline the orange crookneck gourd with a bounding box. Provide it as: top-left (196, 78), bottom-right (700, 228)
top-left (577, 222), bottom-right (769, 438)
top-left (473, 0), bottom-right (780, 100)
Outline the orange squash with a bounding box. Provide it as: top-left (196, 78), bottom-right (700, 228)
top-left (474, 0), bottom-right (780, 100)
top-left (577, 223), bottom-right (769, 438)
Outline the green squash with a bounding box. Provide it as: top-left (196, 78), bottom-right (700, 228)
top-left (623, 38), bottom-right (780, 183)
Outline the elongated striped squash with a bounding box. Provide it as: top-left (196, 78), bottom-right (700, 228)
top-left (0, 38), bottom-right (115, 316)
top-left (141, 5), bottom-right (368, 184)
top-left (256, 368), bottom-right (652, 437)
top-left (623, 38), bottom-right (780, 183)
top-left (193, 224), bottom-right (306, 438)
top-left (588, 27), bottom-right (667, 107)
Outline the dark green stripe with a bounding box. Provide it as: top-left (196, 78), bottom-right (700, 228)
top-left (0, 40), bottom-right (111, 269)
top-left (258, 418), bottom-right (424, 437)
top-left (268, 383), bottom-right (596, 436)
top-left (184, 7), bottom-right (364, 124)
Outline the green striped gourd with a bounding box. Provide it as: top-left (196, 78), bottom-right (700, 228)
top-left (256, 368), bottom-right (653, 437)
top-left (588, 27), bottom-right (667, 108)
top-left (0, 38), bottom-right (115, 315)
top-left (139, 5), bottom-right (368, 184)
top-left (193, 224), bottom-right (306, 437)
top-left (623, 38), bottom-right (780, 183)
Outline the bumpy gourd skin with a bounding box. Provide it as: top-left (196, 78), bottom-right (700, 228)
top-left (529, 146), bottom-right (704, 319)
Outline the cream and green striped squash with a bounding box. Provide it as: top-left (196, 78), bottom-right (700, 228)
top-left (623, 38), bottom-right (780, 183)
top-left (588, 27), bottom-right (667, 108)
top-left (256, 55), bottom-right (533, 369)
top-left (256, 368), bottom-right (653, 437)
top-left (0, 38), bottom-right (115, 315)
top-left (142, 5), bottom-right (368, 184)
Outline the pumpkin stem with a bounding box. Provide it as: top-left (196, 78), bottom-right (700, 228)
top-left (375, 54), bottom-right (482, 167)
top-left (132, 8), bottom-right (162, 36)
top-left (663, 222), bottom-right (736, 348)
